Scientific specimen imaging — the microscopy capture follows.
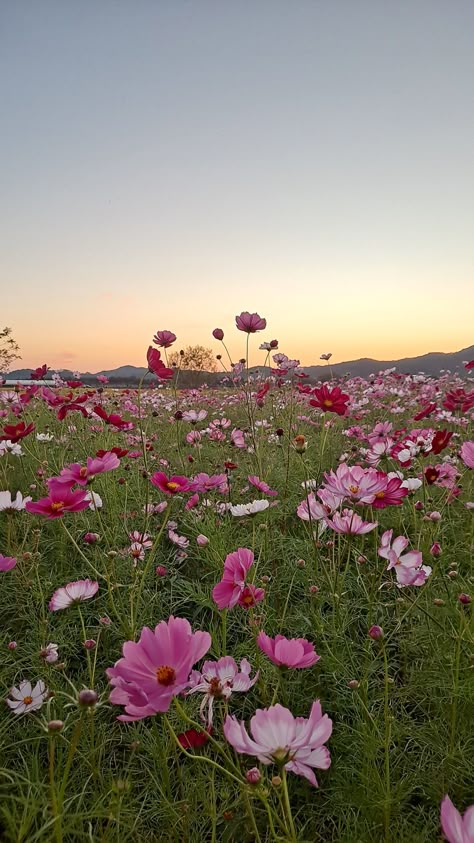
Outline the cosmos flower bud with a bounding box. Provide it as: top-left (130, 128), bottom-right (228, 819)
top-left (48, 720), bottom-right (64, 732)
top-left (271, 776), bottom-right (282, 788)
top-left (368, 625), bottom-right (384, 640)
top-left (348, 680), bottom-right (360, 689)
top-left (459, 593), bottom-right (472, 605)
top-left (296, 558), bottom-right (305, 568)
top-left (309, 585), bottom-right (319, 594)
top-left (196, 534), bottom-right (209, 547)
top-left (293, 435), bottom-right (307, 453)
top-left (212, 328), bottom-right (224, 341)
top-left (78, 689), bottom-right (98, 707)
top-left (246, 767), bottom-right (261, 784)
top-left (83, 639), bottom-right (96, 650)
top-left (433, 598), bottom-right (445, 606)
top-left (8, 641), bottom-right (17, 650)
top-left (430, 542), bottom-right (442, 557)
top-left (156, 566), bottom-right (167, 577)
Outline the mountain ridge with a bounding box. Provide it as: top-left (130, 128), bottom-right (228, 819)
top-left (6, 345), bottom-right (474, 382)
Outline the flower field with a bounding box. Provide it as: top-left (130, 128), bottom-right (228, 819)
top-left (1, 315), bottom-right (473, 842)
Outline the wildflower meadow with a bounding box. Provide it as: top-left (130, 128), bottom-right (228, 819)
top-left (1, 313), bottom-right (473, 843)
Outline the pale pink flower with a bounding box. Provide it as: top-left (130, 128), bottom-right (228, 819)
top-left (6, 680), bottom-right (47, 714)
top-left (106, 616), bottom-right (212, 721)
top-left (224, 701), bottom-right (332, 787)
top-left (257, 632), bottom-right (320, 668)
top-left (460, 441), bottom-right (474, 469)
top-left (231, 428), bottom-right (246, 448)
top-left (182, 409), bottom-right (207, 424)
top-left (187, 656), bottom-right (259, 727)
top-left (56, 452), bottom-right (120, 486)
top-left (49, 579), bottom-right (99, 611)
top-left (326, 508), bottom-right (377, 535)
top-left (230, 500), bottom-right (269, 517)
top-left (322, 463), bottom-right (387, 505)
top-left (40, 643), bottom-right (59, 664)
top-left (440, 794), bottom-right (474, 843)
top-left (378, 530), bottom-right (431, 586)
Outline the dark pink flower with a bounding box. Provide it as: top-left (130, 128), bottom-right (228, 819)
top-left (153, 330), bottom-right (177, 348)
top-left (212, 328), bottom-right (224, 341)
top-left (0, 555), bottom-right (17, 572)
top-left (212, 548), bottom-right (258, 609)
top-left (235, 312), bottom-right (267, 333)
top-left (26, 480), bottom-right (90, 519)
top-left (150, 472), bottom-right (191, 495)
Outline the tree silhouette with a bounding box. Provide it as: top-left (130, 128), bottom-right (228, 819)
top-left (0, 327), bottom-right (21, 373)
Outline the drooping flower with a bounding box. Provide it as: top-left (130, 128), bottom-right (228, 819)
top-left (40, 643), bottom-right (59, 664)
top-left (224, 700), bottom-right (332, 787)
top-left (26, 479), bottom-right (90, 519)
top-left (235, 312), bottom-right (267, 333)
top-left (106, 616), bottom-right (212, 721)
top-left (248, 475), bottom-right (278, 496)
top-left (0, 554), bottom-right (17, 572)
top-left (177, 727), bottom-right (213, 749)
top-left (150, 472), bottom-right (191, 495)
top-left (257, 632), bottom-right (320, 668)
top-left (31, 364), bottom-right (48, 380)
top-left (6, 680), bottom-right (47, 714)
top-left (146, 347), bottom-right (174, 380)
top-left (0, 421), bottom-right (35, 443)
top-left (440, 794), bottom-right (474, 843)
top-left (49, 579), bottom-right (99, 611)
top-left (153, 330), bottom-right (177, 348)
top-left (212, 547), bottom-right (263, 609)
top-left (326, 508), bottom-right (377, 535)
top-left (187, 656), bottom-right (259, 727)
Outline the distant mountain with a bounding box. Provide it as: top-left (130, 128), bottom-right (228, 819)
top-left (6, 345), bottom-right (473, 384)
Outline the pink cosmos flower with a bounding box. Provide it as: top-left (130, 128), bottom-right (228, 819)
top-left (212, 547), bottom-right (264, 609)
top-left (370, 475), bottom-right (409, 508)
top-left (6, 680), bottom-right (47, 714)
top-left (106, 616), bottom-right (212, 721)
top-left (440, 794), bottom-right (474, 843)
top-left (26, 479), bottom-right (90, 519)
top-left (146, 347), bottom-right (174, 380)
top-left (153, 330), bottom-right (177, 348)
top-left (235, 312), bottom-right (267, 333)
top-left (460, 441), bottom-right (474, 469)
top-left (189, 472), bottom-right (227, 494)
top-left (224, 700), bottom-right (332, 787)
top-left (49, 579), bottom-right (99, 610)
top-left (378, 530), bottom-right (431, 586)
top-left (326, 508), bottom-right (377, 535)
top-left (97, 374), bottom-right (109, 384)
top-left (56, 452), bottom-right (120, 486)
top-left (150, 472), bottom-right (191, 495)
top-left (322, 464), bottom-right (387, 505)
top-left (187, 656), bottom-right (259, 727)
top-left (0, 554), bottom-right (17, 572)
top-left (257, 632), bottom-right (320, 668)
top-left (248, 475), bottom-right (278, 496)
top-left (231, 428), bottom-right (246, 448)
top-left (296, 491), bottom-right (336, 522)
top-left (182, 410), bottom-right (208, 424)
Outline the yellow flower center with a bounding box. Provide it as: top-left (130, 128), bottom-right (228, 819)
top-left (375, 491), bottom-right (385, 499)
top-left (166, 482), bottom-right (179, 491)
top-left (156, 665), bottom-right (176, 686)
top-left (349, 485), bottom-right (359, 494)
top-left (50, 501), bottom-right (65, 512)
top-left (323, 399), bottom-right (333, 407)
top-left (23, 695), bottom-right (33, 705)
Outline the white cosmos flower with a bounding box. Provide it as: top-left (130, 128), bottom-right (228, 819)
top-left (0, 440), bottom-right (23, 457)
top-left (36, 433), bottom-right (54, 442)
top-left (0, 490), bottom-right (32, 512)
top-left (230, 500), bottom-right (270, 517)
top-left (85, 491), bottom-right (103, 510)
top-left (6, 680), bottom-right (47, 714)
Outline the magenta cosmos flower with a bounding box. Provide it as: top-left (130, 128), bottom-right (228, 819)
top-left (0, 554), bottom-right (17, 572)
top-left (224, 700), bottom-right (332, 787)
top-left (326, 508), bottom-right (378, 535)
top-left (106, 616), bottom-right (212, 721)
top-left (26, 479), bottom-right (90, 519)
top-left (187, 656), bottom-right (259, 727)
top-left (49, 579), bottom-right (99, 611)
top-left (440, 794), bottom-right (474, 843)
top-left (460, 441), bottom-right (474, 469)
top-left (235, 312), bottom-right (267, 333)
top-left (150, 471), bottom-right (191, 495)
top-left (56, 452), bottom-right (121, 486)
top-left (212, 547), bottom-right (265, 610)
top-left (257, 632), bottom-right (320, 668)
top-left (153, 330), bottom-right (177, 348)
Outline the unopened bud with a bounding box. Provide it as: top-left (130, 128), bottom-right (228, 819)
top-left (78, 689), bottom-right (98, 707)
top-left (245, 767), bottom-right (261, 785)
top-left (48, 720), bottom-right (64, 732)
top-left (459, 593), bottom-right (472, 605)
top-left (271, 775), bottom-right (282, 788)
top-left (368, 625), bottom-right (384, 640)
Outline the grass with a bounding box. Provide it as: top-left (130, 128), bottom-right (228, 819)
top-left (0, 367), bottom-right (473, 842)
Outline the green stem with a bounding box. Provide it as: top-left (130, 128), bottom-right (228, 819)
top-left (280, 768), bottom-right (297, 841)
top-left (382, 643), bottom-right (391, 842)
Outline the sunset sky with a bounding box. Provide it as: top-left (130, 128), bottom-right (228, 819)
top-left (1, 1), bottom-right (473, 372)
